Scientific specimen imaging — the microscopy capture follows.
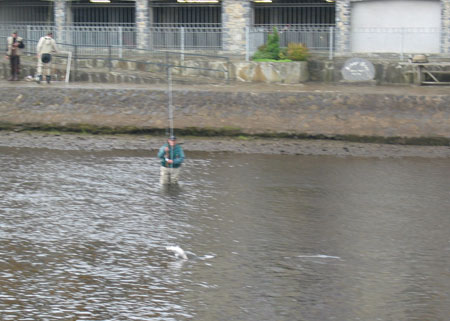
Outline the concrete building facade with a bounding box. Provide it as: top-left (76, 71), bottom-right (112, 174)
top-left (2, 0), bottom-right (450, 56)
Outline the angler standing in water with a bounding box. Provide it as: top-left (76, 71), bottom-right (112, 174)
top-left (158, 135), bottom-right (185, 185)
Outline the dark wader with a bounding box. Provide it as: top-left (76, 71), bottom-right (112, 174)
top-left (9, 52), bottom-right (20, 81)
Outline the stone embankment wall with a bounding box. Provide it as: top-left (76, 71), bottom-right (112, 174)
top-left (3, 55), bottom-right (440, 85)
top-left (1, 58), bottom-right (309, 84)
top-left (308, 57), bottom-right (440, 84)
top-left (0, 86), bottom-right (449, 143)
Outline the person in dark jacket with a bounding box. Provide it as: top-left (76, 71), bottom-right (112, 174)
top-left (157, 135), bottom-right (185, 184)
top-left (5, 31), bottom-right (25, 81)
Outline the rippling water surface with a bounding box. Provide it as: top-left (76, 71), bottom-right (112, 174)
top-left (1, 147), bottom-right (449, 321)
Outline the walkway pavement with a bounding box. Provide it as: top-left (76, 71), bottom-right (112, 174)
top-left (2, 79), bottom-right (450, 96)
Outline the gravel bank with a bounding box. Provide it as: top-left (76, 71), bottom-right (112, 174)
top-left (1, 131), bottom-right (449, 158)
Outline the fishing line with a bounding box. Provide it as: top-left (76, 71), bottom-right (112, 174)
top-left (167, 66), bottom-right (174, 140)
top-left (167, 66), bottom-right (174, 174)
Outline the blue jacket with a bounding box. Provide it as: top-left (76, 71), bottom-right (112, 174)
top-left (157, 143), bottom-right (185, 168)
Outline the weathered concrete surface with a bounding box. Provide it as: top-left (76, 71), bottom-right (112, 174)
top-left (0, 82), bottom-right (449, 141)
top-left (233, 61), bottom-right (309, 83)
top-left (1, 58), bottom-right (308, 85)
top-left (4, 54), bottom-right (449, 85)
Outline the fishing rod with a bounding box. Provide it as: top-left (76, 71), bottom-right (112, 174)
top-left (167, 65), bottom-right (174, 140)
top-left (167, 66), bottom-right (174, 175)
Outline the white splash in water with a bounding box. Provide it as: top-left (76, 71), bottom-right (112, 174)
top-left (297, 254), bottom-right (341, 260)
top-left (166, 246), bottom-right (188, 260)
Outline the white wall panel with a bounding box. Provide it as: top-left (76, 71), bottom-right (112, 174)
top-left (351, 0), bottom-right (441, 53)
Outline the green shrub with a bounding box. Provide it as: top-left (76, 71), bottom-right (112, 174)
top-left (257, 44), bottom-right (267, 52)
top-left (252, 50), bottom-right (276, 60)
top-left (265, 27), bottom-right (280, 59)
top-left (280, 43), bottom-right (310, 61)
top-left (252, 27), bottom-right (281, 60)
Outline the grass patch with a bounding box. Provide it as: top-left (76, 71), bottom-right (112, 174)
top-left (237, 135), bottom-right (252, 140)
top-left (0, 123), bottom-right (448, 146)
top-left (177, 126), bottom-right (243, 137)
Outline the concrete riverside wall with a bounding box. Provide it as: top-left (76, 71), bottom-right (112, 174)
top-left (233, 61), bottom-right (309, 83)
top-left (4, 56), bottom-right (443, 85)
top-left (1, 59), bottom-right (309, 85)
top-left (0, 86), bottom-right (449, 140)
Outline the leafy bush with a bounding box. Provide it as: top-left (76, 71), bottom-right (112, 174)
top-left (252, 27), bottom-right (281, 60)
top-left (280, 43), bottom-right (310, 61)
top-left (264, 27), bottom-right (280, 59)
top-left (252, 50), bottom-right (275, 60)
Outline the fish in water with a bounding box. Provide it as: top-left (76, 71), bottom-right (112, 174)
top-left (166, 246), bottom-right (188, 260)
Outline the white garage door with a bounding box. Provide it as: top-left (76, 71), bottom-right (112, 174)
top-left (351, 0), bottom-right (441, 53)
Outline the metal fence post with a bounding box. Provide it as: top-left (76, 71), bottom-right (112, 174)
top-left (148, 28), bottom-right (153, 51)
top-left (108, 45), bottom-right (112, 71)
top-left (329, 26), bottom-right (334, 60)
top-left (26, 25), bottom-right (31, 56)
top-left (181, 27), bottom-right (185, 62)
top-left (119, 26), bottom-right (123, 59)
top-left (167, 66), bottom-right (174, 138)
top-left (245, 27), bottom-right (250, 61)
top-left (74, 44), bottom-right (78, 81)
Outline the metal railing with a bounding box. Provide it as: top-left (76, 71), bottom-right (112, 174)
top-left (0, 24), bottom-right (224, 53)
top-left (247, 25), bottom-right (335, 59)
top-left (149, 26), bottom-right (222, 51)
top-left (0, 25), bottom-right (133, 51)
top-left (2, 24), bottom-right (334, 55)
top-left (61, 26), bottom-right (136, 53)
top-left (3, 24), bottom-right (448, 60)
top-left (247, 27), bottom-right (448, 60)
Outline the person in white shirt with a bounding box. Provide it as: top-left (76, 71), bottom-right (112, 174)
top-left (36, 32), bottom-right (58, 84)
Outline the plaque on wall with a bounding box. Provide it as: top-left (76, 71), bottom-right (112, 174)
top-left (341, 58), bottom-right (375, 81)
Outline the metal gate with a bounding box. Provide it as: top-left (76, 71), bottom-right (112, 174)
top-left (150, 27), bottom-right (222, 50)
top-left (151, 0), bottom-right (221, 27)
top-left (253, 0), bottom-right (335, 26)
top-left (0, 0), bottom-right (53, 24)
top-left (248, 25), bottom-right (335, 57)
top-left (70, 1), bottom-right (135, 26)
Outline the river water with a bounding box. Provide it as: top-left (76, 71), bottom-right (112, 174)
top-left (1, 147), bottom-right (449, 321)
